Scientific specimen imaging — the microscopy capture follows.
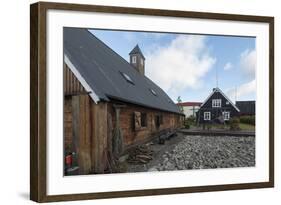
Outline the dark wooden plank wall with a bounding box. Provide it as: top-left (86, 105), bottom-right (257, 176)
top-left (64, 63), bottom-right (108, 174)
top-left (63, 63), bottom-right (183, 174)
top-left (64, 63), bottom-right (85, 95)
top-left (108, 102), bottom-right (184, 147)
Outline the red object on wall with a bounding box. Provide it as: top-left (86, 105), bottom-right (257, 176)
top-left (65, 154), bottom-right (72, 166)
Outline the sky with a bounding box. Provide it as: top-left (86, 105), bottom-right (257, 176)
top-left (90, 29), bottom-right (256, 103)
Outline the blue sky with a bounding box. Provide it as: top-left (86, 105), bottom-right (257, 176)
top-left (90, 29), bottom-right (256, 103)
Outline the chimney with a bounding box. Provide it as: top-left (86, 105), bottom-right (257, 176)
top-left (129, 44), bottom-right (145, 75)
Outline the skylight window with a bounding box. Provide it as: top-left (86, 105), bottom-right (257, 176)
top-left (149, 88), bottom-right (157, 96)
top-left (120, 71), bottom-right (134, 85)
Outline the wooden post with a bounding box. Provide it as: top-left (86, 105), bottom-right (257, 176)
top-left (78, 95), bottom-right (92, 174)
top-left (71, 95), bottom-right (92, 175)
top-left (91, 102), bottom-right (108, 173)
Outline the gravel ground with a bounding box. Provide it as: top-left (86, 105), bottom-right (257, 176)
top-left (126, 134), bottom-right (255, 172)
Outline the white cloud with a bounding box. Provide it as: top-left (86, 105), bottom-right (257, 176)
top-left (226, 79), bottom-right (256, 101)
top-left (145, 35), bottom-right (216, 100)
top-left (225, 48), bottom-right (256, 101)
top-left (223, 62), bottom-right (233, 70)
top-left (240, 49), bottom-right (256, 78)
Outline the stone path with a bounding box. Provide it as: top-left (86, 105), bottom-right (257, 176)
top-left (153, 135), bottom-right (255, 171)
top-left (126, 134), bottom-right (255, 172)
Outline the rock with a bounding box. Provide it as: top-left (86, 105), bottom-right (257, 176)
top-left (128, 135), bottom-right (255, 172)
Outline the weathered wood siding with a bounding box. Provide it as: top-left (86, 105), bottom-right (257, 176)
top-left (76, 95), bottom-right (92, 174)
top-left (90, 101), bottom-right (108, 173)
top-left (108, 102), bottom-right (183, 147)
top-left (64, 95), bottom-right (108, 174)
top-left (64, 63), bottom-right (85, 95)
top-left (64, 64), bottom-right (108, 174)
top-left (64, 96), bottom-right (73, 153)
top-left (63, 63), bottom-right (183, 175)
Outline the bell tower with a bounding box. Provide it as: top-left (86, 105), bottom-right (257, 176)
top-left (129, 44), bottom-right (145, 75)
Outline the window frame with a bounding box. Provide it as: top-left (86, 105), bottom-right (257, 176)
top-left (140, 112), bottom-right (147, 127)
top-left (204, 112), bottom-right (211, 120)
top-left (212, 99), bottom-right (222, 107)
top-left (132, 55), bottom-right (137, 64)
top-left (222, 111), bottom-right (230, 120)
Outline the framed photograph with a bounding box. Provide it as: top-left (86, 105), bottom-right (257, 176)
top-left (30, 1), bottom-right (274, 202)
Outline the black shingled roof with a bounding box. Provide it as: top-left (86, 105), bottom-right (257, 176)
top-left (64, 28), bottom-right (181, 114)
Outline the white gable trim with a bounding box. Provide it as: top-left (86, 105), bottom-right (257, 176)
top-left (200, 88), bottom-right (240, 112)
top-left (64, 54), bottom-right (100, 104)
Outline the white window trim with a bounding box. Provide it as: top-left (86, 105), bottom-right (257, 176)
top-left (212, 99), bottom-right (221, 107)
top-left (132, 56), bottom-right (137, 63)
top-left (204, 112), bottom-right (211, 120)
top-left (223, 111), bottom-right (230, 120)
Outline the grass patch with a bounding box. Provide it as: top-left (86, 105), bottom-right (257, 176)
top-left (191, 123), bottom-right (255, 131)
top-left (239, 123), bottom-right (255, 131)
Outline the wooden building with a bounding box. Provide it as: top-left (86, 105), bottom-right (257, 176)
top-left (235, 101), bottom-right (256, 116)
top-left (63, 28), bottom-right (184, 175)
top-left (197, 87), bottom-right (240, 124)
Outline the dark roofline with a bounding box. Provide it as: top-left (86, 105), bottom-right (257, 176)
top-left (86, 30), bottom-right (181, 114)
top-left (200, 87), bottom-right (240, 112)
top-left (107, 95), bottom-right (184, 116)
top-left (65, 28), bottom-right (181, 114)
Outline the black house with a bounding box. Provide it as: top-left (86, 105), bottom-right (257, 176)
top-left (236, 101), bottom-right (255, 116)
top-left (197, 87), bottom-right (240, 124)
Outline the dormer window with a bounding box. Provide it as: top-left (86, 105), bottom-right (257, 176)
top-left (120, 71), bottom-right (134, 85)
top-left (132, 56), bottom-right (137, 64)
top-left (212, 99), bottom-right (221, 107)
top-left (149, 88), bottom-right (157, 96)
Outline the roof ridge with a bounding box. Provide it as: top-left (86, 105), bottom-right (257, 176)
top-left (200, 87), bottom-right (240, 112)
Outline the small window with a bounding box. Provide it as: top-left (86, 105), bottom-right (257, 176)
top-left (141, 113), bottom-right (147, 127)
top-left (223, 111), bottom-right (230, 120)
top-left (226, 101), bottom-right (230, 105)
top-left (132, 56), bottom-right (137, 63)
top-left (212, 99), bottom-right (221, 107)
top-left (149, 88), bottom-right (157, 96)
top-left (204, 112), bottom-right (211, 120)
top-left (120, 71), bottom-right (134, 85)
